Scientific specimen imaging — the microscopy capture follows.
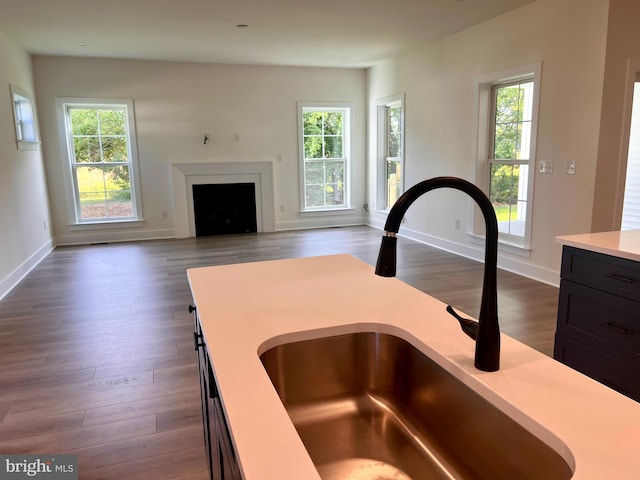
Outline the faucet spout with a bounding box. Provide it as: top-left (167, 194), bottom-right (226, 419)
top-left (375, 176), bottom-right (500, 372)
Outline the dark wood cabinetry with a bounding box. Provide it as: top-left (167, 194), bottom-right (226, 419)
top-left (554, 246), bottom-right (640, 402)
top-left (193, 309), bottom-right (243, 480)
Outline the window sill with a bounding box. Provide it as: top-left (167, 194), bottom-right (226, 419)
top-left (468, 233), bottom-right (532, 258)
top-left (17, 140), bottom-right (40, 151)
top-left (70, 219), bottom-right (143, 231)
top-left (300, 208), bottom-right (355, 217)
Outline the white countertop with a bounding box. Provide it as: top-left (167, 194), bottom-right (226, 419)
top-left (556, 230), bottom-right (640, 262)
top-left (188, 254), bottom-right (640, 480)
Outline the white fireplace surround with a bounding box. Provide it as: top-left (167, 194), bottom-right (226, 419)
top-left (171, 162), bottom-right (275, 238)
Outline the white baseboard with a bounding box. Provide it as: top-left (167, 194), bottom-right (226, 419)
top-left (276, 216), bottom-right (367, 231)
top-left (367, 222), bottom-right (560, 287)
top-left (55, 228), bottom-right (176, 246)
top-left (367, 215), bottom-right (387, 231)
top-left (0, 239), bottom-right (54, 301)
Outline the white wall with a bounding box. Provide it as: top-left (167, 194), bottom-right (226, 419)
top-left (31, 56), bottom-right (367, 244)
top-left (592, 0), bottom-right (640, 232)
top-left (367, 0), bottom-right (610, 285)
top-left (0, 30), bottom-right (53, 300)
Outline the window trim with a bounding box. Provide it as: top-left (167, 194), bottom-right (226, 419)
top-left (473, 63), bottom-right (541, 250)
top-left (10, 84), bottom-right (39, 150)
top-left (375, 94), bottom-right (405, 212)
top-left (56, 97), bottom-right (143, 226)
top-left (297, 102), bottom-right (353, 213)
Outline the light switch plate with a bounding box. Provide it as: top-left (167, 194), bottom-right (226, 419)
top-left (564, 160), bottom-right (576, 175)
top-left (539, 160), bottom-right (553, 174)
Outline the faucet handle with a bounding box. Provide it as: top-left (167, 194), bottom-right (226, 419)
top-left (446, 305), bottom-right (478, 340)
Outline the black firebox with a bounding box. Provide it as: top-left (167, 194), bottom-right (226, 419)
top-left (192, 183), bottom-right (257, 236)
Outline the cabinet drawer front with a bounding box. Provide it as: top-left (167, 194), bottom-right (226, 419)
top-left (562, 246), bottom-right (640, 300)
top-left (557, 280), bottom-right (640, 366)
top-left (554, 334), bottom-right (640, 402)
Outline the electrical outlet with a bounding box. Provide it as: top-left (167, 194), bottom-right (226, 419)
top-left (454, 219), bottom-right (460, 230)
top-left (279, 204), bottom-right (285, 213)
top-left (161, 210), bottom-right (168, 219)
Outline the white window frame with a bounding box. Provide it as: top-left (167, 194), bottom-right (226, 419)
top-left (57, 97), bottom-right (143, 227)
top-left (10, 84), bottom-right (39, 150)
top-left (474, 63), bottom-right (541, 253)
top-left (298, 102), bottom-right (353, 213)
top-left (375, 94), bottom-right (405, 212)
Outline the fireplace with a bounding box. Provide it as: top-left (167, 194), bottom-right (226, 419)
top-left (171, 162), bottom-right (275, 238)
top-left (192, 183), bottom-right (257, 236)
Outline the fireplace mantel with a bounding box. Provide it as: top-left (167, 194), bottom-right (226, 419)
top-left (171, 162), bottom-right (275, 238)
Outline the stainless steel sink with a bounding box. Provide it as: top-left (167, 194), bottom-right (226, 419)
top-left (260, 332), bottom-right (573, 480)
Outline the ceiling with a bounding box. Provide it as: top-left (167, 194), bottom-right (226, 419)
top-left (0, 0), bottom-right (536, 68)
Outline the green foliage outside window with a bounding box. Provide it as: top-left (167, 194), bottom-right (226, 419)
top-left (490, 164), bottom-right (519, 204)
top-left (386, 106), bottom-right (402, 158)
top-left (303, 110), bottom-right (346, 208)
top-left (385, 105), bottom-right (403, 209)
top-left (490, 81), bottom-right (532, 208)
top-left (303, 111), bottom-right (343, 159)
top-left (493, 82), bottom-right (532, 160)
top-left (489, 80), bottom-right (534, 233)
top-left (68, 107), bottom-right (133, 219)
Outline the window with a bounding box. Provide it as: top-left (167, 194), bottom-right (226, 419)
top-left (622, 80), bottom-right (640, 230)
top-left (376, 94), bottom-right (404, 210)
top-left (59, 99), bottom-right (142, 224)
top-left (299, 104), bottom-right (352, 211)
top-left (476, 65), bottom-right (540, 250)
top-left (489, 79), bottom-right (534, 238)
top-left (10, 85), bottom-right (38, 150)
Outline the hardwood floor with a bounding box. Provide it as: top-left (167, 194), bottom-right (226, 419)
top-left (0, 226), bottom-right (560, 479)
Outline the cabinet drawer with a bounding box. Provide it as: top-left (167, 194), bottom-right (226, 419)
top-left (557, 280), bottom-right (640, 367)
top-left (554, 334), bottom-right (640, 402)
top-left (561, 246), bottom-right (640, 300)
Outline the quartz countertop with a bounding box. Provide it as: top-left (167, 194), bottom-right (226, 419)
top-left (187, 254), bottom-right (640, 480)
top-left (556, 230), bottom-right (640, 262)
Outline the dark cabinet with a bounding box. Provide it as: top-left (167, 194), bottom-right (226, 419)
top-left (554, 246), bottom-right (640, 402)
top-left (192, 307), bottom-right (243, 480)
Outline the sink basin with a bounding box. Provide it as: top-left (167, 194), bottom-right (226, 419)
top-left (260, 332), bottom-right (573, 480)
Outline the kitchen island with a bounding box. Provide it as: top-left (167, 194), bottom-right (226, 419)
top-left (555, 230), bottom-right (640, 402)
top-left (188, 254), bottom-right (640, 480)
top-left (556, 229), bottom-right (640, 262)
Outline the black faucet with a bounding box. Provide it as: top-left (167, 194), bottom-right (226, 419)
top-left (375, 176), bottom-right (500, 372)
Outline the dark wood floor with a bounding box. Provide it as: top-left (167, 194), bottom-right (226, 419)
top-left (0, 226), bottom-right (560, 479)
